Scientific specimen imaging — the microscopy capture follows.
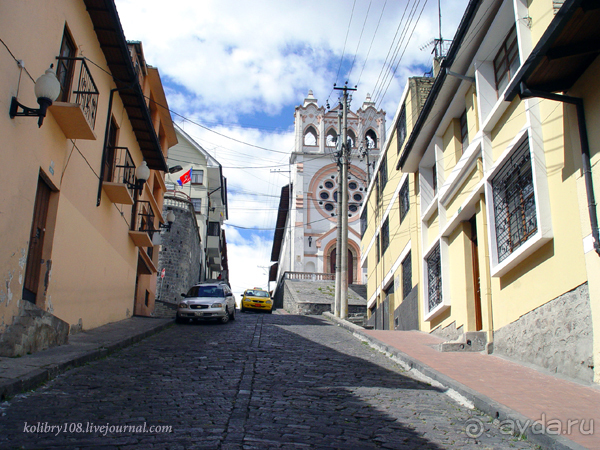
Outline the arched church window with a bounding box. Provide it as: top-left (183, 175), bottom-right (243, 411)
top-left (304, 126), bottom-right (318, 146)
top-left (365, 129), bottom-right (378, 149)
top-left (347, 129), bottom-right (356, 148)
top-left (326, 129), bottom-right (338, 147)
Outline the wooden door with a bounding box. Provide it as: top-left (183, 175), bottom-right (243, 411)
top-left (330, 248), bottom-right (353, 284)
top-left (23, 177), bottom-right (52, 303)
top-left (469, 216), bottom-right (483, 331)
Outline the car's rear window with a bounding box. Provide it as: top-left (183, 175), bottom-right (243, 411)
top-left (245, 290), bottom-right (269, 298)
top-left (187, 285), bottom-right (224, 298)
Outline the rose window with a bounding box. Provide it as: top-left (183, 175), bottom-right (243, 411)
top-left (316, 173), bottom-right (365, 219)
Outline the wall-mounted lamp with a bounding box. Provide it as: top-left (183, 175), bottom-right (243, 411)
top-left (159, 210), bottom-right (176, 232)
top-left (308, 236), bottom-right (312, 247)
top-left (133, 161), bottom-right (150, 194)
top-left (9, 66), bottom-right (61, 128)
top-left (168, 165), bottom-right (183, 174)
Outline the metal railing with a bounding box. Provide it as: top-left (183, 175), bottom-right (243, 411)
top-left (105, 147), bottom-right (136, 197)
top-left (132, 200), bottom-right (156, 237)
top-left (55, 57), bottom-right (99, 128)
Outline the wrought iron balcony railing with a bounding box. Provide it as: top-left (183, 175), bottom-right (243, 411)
top-left (104, 147), bottom-right (136, 196)
top-left (132, 200), bottom-right (156, 237)
top-left (55, 56), bottom-right (99, 129)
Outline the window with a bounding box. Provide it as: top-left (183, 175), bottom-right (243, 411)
top-left (375, 174), bottom-right (380, 204)
top-left (326, 129), bottom-right (338, 147)
top-left (360, 208), bottom-right (367, 236)
top-left (381, 217), bottom-right (389, 254)
top-left (304, 126), bottom-right (317, 146)
top-left (56, 27), bottom-right (76, 102)
top-left (365, 129), bottom-right (377, 149)
top-left (460, 109), bottom-right (468, 154)
top-left (166, 182), bottom-right (175, 190)
top-left (396, 106), bottom-right (407, 154)
top-left (191, 170), bottom-right (204, 185)
top-left (399, 180), bottom-right (409, 224)
top-left (347, 129), bottom-right (356, 148)
top-left (432, 165), bottom-right (437, 195)
top-left (402, 251), bottom-right (412, 299)
top-left (208, 221), bottom-right (220, 236)
top-left (191, 198), bottom-right (202, 212)
top-left (493, 26), bottom-right (520, 93)
top-left (492, 137), bottom-right (537, 263)
top-left (376, 234), bottom-right (380, 263)
top-left (426, 244), bottom-right (442, 312)
top-left (379, 157), bottom-right (388, 192)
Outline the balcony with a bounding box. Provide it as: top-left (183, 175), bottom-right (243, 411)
top-left (49, 57), bottom-right (99, 140)
top-left (129, 200), bottom-right (156, 248)
top-left (102, 147), bottom-right (136, 205)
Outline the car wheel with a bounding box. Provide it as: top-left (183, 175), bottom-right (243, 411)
top-left (220, 309), bottom-right (230, 324)
top-left (241, 305), bottom-right (245, 313)
top-left (230, 306), bottom-right (236, 321)
top-left (267, 309), bottom-right (272, 314)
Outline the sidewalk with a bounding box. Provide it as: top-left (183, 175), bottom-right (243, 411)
top-left (324, 312), bottom-right (599, 450)
top-left (0, 316), bottom-right (172, 401)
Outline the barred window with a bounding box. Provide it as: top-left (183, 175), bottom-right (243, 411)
top-left (426, 244), bottom-right (442, 311)
top-left (397, 106), bottom-right (407, 154)
top-left (399, 180), bottom-right (409, 224)
top-left (492, 138), bottom-right (537, 263)
top-left (402, 251), bottom-right (412, 299)
top-left (381, 217), bottom-right (390, 254)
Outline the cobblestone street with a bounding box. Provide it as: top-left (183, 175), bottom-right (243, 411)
top-left (0, 313), bottom-right (538, 449)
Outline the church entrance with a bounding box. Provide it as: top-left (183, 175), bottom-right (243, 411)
top-left (329, 248), bottom-right (354, 284)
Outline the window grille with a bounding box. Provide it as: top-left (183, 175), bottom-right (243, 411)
top-left (397, 106), bottom-right (407, 154)
top-left (399, 180), bottom-right (409, 224)
top-left (381, 217), bottom-right (389, 254)
top-left (492, 137), bottom-right (537, 263)
top-left (426, 244), bottom-right (442, 311)
top-left (402, 251), bottom-right (412, 299)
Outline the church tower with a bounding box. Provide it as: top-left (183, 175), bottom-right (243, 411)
top-left (272, 90), bottom-right (385, 286)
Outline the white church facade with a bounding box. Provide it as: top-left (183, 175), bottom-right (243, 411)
top-left (270, 91), bottom-right (386, 288)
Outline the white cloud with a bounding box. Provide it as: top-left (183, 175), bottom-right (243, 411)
top-left (114, 0), bottom-right (470, 297)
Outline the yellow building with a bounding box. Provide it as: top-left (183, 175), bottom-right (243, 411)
top-left (0, 0), bottom-right (176, 356)
top-left (363, 0), bottom-right (600, 384)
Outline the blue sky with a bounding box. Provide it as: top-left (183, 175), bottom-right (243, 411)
top-left (114, 0), bottom-right (470, 298)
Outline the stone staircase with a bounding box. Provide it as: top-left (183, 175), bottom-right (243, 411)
top-left (282, 280), bottom-right (367, 318)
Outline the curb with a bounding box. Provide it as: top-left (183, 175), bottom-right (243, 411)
top-left (322, 312), bottom-right (588, 450)
top-left (0, 319), bottom-right (173, 401)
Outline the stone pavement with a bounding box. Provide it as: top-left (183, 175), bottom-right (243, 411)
top-left (0, 316), bottom-right (173, 400)
top-left (1, 312), bottom-right (538, 449)
top-left (324, 312), bottom-right (600, 450)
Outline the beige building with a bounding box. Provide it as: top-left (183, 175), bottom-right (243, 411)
top-left (0, 0), bottom-right (176, 356)
top-left (362, 0), bottom-right (600, 383)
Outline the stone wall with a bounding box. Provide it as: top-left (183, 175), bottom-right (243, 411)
top-left (153, 299), bottom-right (177, 319)
top-left (157, 197), bottom-right (202, 306)
top-left (493, 282), bottom-right (594, 383)
top-left (282, 279), bottom-right (366, 316)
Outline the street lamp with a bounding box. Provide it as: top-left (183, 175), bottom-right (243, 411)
top-left (134, 160), bottom-right (150, 195)
top-left (160, 210), bottom-right (176, 232)
top-left (10, 66), bottom-right (61, 128)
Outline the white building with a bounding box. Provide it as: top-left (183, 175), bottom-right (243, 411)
top-left (271, 91), bottom-right (386, 287)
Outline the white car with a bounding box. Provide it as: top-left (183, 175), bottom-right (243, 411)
top-left (176, 283), bottom-right (236, 324)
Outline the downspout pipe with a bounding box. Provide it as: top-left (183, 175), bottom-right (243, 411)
top-left (520, 83), bottom-right (600, 257)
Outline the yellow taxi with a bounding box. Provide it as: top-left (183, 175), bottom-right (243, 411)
top-left (240, 288), bottom-right (273, 313)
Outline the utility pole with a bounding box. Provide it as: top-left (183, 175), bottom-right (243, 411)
top-left (334, 105), bottom-right (343, 317)
top-left (334, 82), bottom-right (356, 320)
